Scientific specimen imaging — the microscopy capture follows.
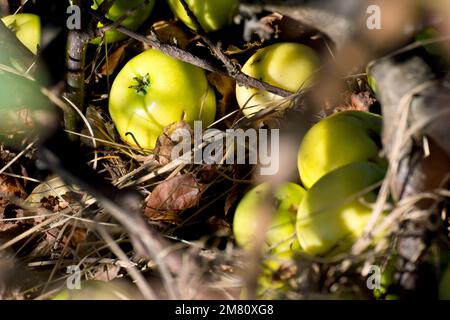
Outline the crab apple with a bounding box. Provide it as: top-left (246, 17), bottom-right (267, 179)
top-left (91, 0), bottom-right (155, 44)
top-left (1, 13), bottom-right (41, 54)
top-left (298, 110), bottom-right (386, 189)
top-left (236, 42), bottom-right (320, 116)
top-left (296, 162), bottom-right (387, 256)
top-left (233, 182), bottom-right (305, 254)
top-left (109, 49), bottom-right (216, 150)
top-left (167, 0), bottom-right (239, 32)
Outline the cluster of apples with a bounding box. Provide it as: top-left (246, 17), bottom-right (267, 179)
top-left (234, 110), bottom-right (387, 256)
top-left (1, 1), bottom-right (323, 153)
top-left (232, 110), bottom-right (390, 297)
top-left (106, 0), bottom-right (324, 151)
top-left (110, 41), bottom-right (322, 150)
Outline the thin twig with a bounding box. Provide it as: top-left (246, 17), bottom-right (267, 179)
top-left (178, 0), bottom-right (238, 75)
top-left (96, 224), bottom-right (158, 300)
top-left (89, 11), bottom-right (292, 98)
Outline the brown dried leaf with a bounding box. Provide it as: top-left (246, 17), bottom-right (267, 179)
top-left (260, 12), bottom-right (283, 38)
top-left (71, 228), bottom-right (87, 246)
top-left (336, 91), bottom-right (375, 113)
top-left (137, 122), bottom-right (193, 166)
top-left (145, 174), bottom-right (203, 220)
top-left (40, 195), bottom-right (68, 212)
top-left (224, 43), bottom-right (262, 55)
top-left (350, 92), bottom-right (376, 111)
top-left (92, 264), bottom-right (121, 282)
top-left (143, 208), bottom-right (182, 225)
top-left (207, 73), bottom-right (237, 121)
top-left (206, 216), bottom-right (231, 236)
top-left (99, 43), bottom-right (127, 76)
top-left (0, 174), bottom-right (26, 219)
top-left (0, 175), bottom-right (25, 200)
top-left (277, 15), bottom-right (316, 42)
top-left (151, 20), bottom-right (191, 49)
top-left (25, 177), bottom-right (70, 207)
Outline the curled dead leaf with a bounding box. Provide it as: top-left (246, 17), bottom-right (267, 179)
top-left (99, 43), bottom-right (128, 76)
top-left (137, 121), bottom-right (193, 166)
top-left (144, 174), bottom-right (204, 221)
top-left (92, 263), bottom-right (121, 282)
top-left (151, 20), bottom-right (192, 50)
top-left (207, 73), bottom-right (237, 122)
top-left (0, 174), bottom-right (25, 205)
top-left (335, 91), bottom-right (375, 113)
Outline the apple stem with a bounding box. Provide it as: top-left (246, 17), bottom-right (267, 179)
top-left (129, 73), bottom-right (151, 96)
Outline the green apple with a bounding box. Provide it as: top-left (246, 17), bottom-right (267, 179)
top-left (298, 110), bottom-right (386, 189)
top-left (109, 49), bottom-right (216, 150)
top-left (1, 13), bottom-right (41, 54)
top-left (236, 42), bottom-right (320, 116)
top-left (91, 0), bottom-right (155, 44)
top-left (439, 264), bottom-right (450, 300)
top-left (296, 162), bottom-right (387, 256)
top-left (233, 182), bottom-right (305, 254)
top-left (167, 0), bottom-right (239, 33)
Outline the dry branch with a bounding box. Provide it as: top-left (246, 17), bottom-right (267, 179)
top-left (89, 11), bottom-right (292, 98)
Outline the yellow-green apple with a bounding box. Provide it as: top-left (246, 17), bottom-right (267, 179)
top-left (1, 13), bottom-right (41, 54)
top-left (109, 49), bottom-right (216, 150)
top-left (298, 110), bottom-right (386, 189)
top-left (233, 182), bottom-right (305, 253)
top-left (91, 0), bottom-right (154, 44)
top-left (296, 162), bottom-right (387, 256)
top-left (167, 0), bottom-right (239, 32)
top-left (236, 42), bottom-right (320, 116)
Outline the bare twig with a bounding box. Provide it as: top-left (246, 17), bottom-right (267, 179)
top-left (96, 0), bottom-right (115, 16)
top-left (178, 0), bottom-right (238, 75)
top-left (96, 224), bottom-right (158, 300)
top-left (89, 11), bottom-right (292, 97)
top-left (98, 0), bottom-right (151, 35)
